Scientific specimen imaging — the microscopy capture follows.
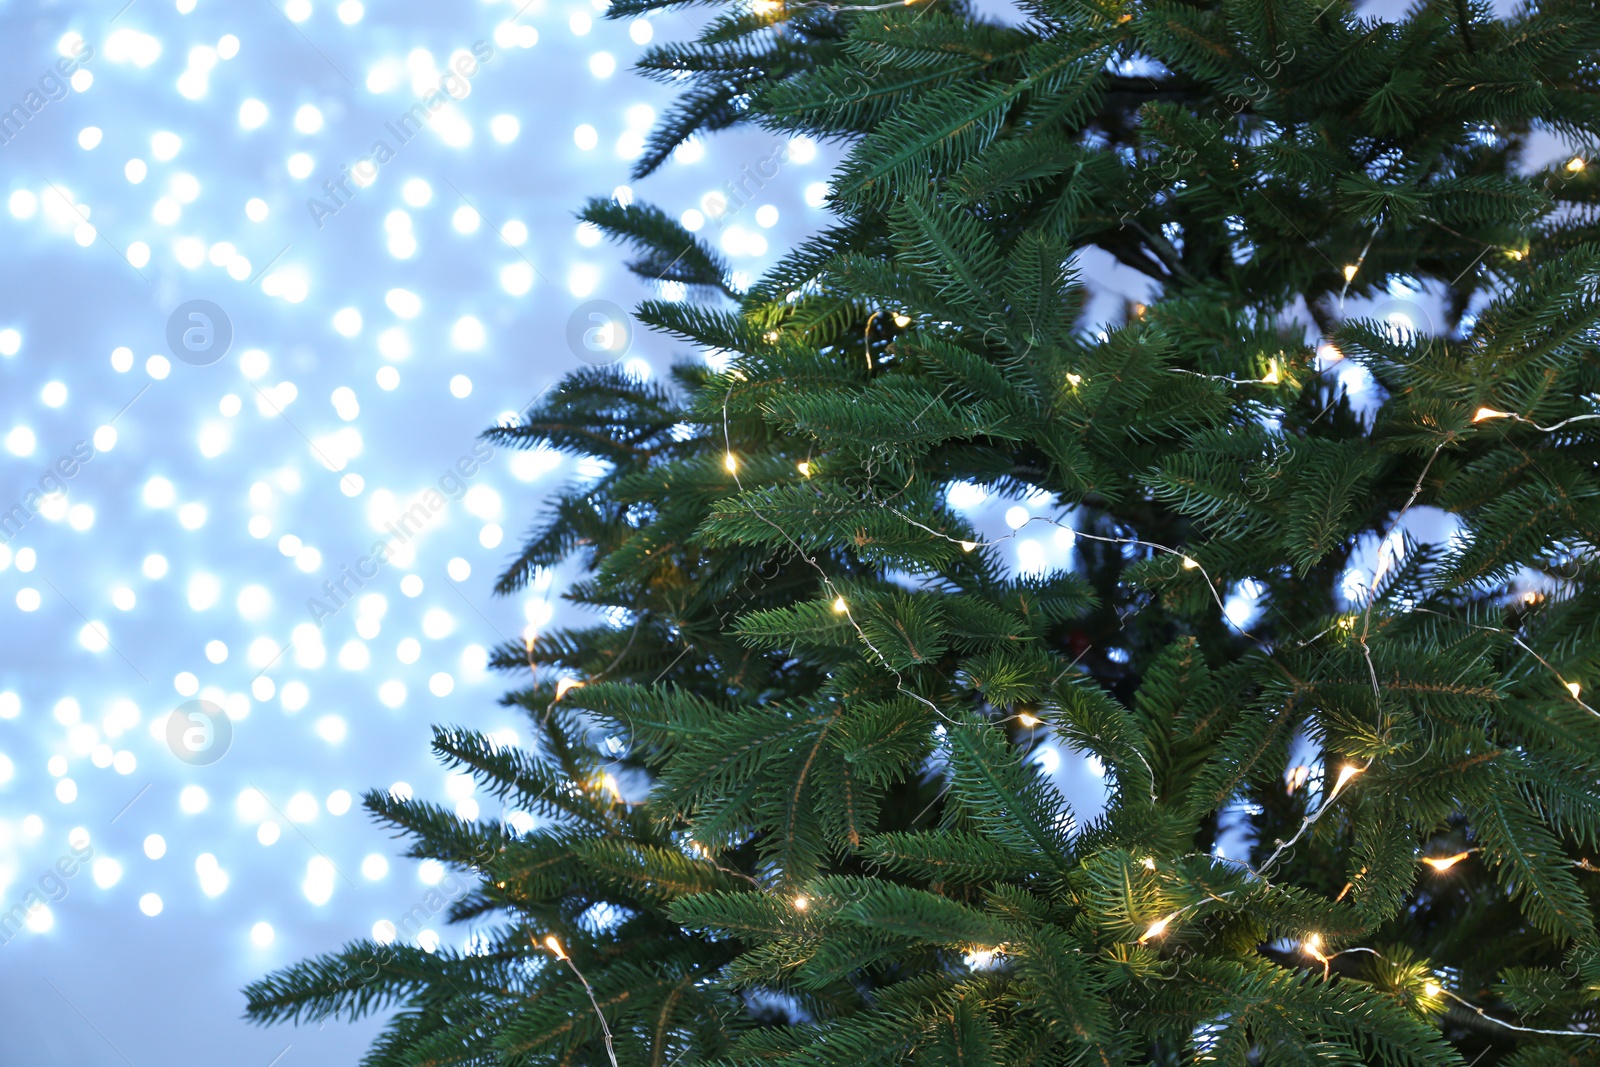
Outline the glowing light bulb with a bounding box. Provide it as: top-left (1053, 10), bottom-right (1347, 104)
top-left (601, 774), bottom-right (622, 802)
top-left (793, 895), bottom-right (808, 910)
top-left (1342, 264), bottom-right (1358, 282)
top-left (1139, 915), bottom-right (1173, 943)
top-left (1424, 980), bottom-right (1442, 998)
top-left (723, 453), bottom-right (738, 473)
top-left (1181, 556), bottom-right (1199, 570)
top-left (1473, 407), bottom-right (1511, 422)
top-left (1017, 713), bottom-right (1040, 727)
top-left (797, 461), bottom-right (811, 477)
top-left (892, 313), bottom-right (911, 328)
top-left (554, 677), bottom-right (583, 701)
top-left (1331, 764), bottom-right (1362, 797)
top-left (1261, 361), bottom-right (1280, 385)
top-left (832, 597), bottom-right (848, 613)
top-left (1568, 157), bottom-right (1587, 173)
top-left (1302, 932), bottom-right (1327, 964)
top-left (1140, 856), bottom-right (1156, 871)
top-left (1422, 851), bottom-right (1470, 872)
top-left (960, 541), bottom-right (977, 553)
top-left (1568, 681), bottom-right (1583, 698)
top-left (1065, 373), bottom-right (1082, 387)
top-left (544, 935), bottom-right (566, 958)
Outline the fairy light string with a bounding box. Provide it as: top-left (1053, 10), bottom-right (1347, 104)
top-left (704, 330), bottom-right (1590, 881)
top-left (536, 260), bottom-right (1593, 1044)
top-left (542, 936), bottom-right (621, 1067)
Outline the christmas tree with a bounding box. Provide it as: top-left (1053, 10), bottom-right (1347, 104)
top-left (247, 1), bottom-right (1600, 1063)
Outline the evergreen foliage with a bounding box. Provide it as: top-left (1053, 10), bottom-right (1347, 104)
top-left (247, 1), bottom-right (1600, 1063)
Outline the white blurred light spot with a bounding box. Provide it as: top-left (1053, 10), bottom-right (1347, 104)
top-left (287, 792), bottom-right (318, 822)
top-left (239, 99), bottom-right (268, 129)
top-left (79, 621), bottom-right (109, 652)
top-left (6, 427), bottom-right (36, 457)
top-left (303, 857), bottom-right (336, 905)
top-left (179, 785), bottom-right (209, 813)
top-left (187, 573), bottom-right (220, 610)
top-left (151, 130), bottom-right (181, 160)
top-left (386, 289), bottom-right (421, 318)
top-left (490, 114), bottom-right (520, 143)
top-left (451, 315), bottom-right (485, 349)
top-left (500, 262), bottom-right (534, 295)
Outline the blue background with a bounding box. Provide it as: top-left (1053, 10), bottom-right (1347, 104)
top-left (0, 0), bottom-right (1560, 1063)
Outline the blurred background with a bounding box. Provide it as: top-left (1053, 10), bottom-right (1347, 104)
top-left (0, 0), bottom-right (1567, 1062)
